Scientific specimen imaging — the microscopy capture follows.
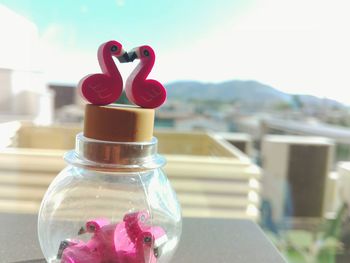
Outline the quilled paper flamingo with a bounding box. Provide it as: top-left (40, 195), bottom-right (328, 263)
top-left (59, 211), bottom-right (167, 263)
top-left (78, 40), bottom-right (129, 105)
top-left (125, 45), bottom-right (166, 108)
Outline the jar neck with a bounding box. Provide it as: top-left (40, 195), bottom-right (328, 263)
top-left (64, 133), bottom-right (166, 171)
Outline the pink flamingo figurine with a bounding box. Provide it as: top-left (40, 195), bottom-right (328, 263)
top-left (125, 45), bottom-right (166, 108)
top-left (59, 211), bottom-right (167, 263)
top-left (78, 40), bottom-right (129, 105)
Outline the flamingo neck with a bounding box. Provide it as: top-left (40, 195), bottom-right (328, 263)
top-left (130, 55), bottom-right (155, 84)
top-left (98, 45), bottom-right (120, 79)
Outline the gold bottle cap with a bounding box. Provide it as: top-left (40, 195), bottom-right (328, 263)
top-left (83, 104), bottom-right (155, 142)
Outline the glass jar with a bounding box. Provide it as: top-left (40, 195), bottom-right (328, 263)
top-left (38, 133), bottom-right (182, 263)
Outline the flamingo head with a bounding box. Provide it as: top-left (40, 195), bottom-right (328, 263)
top-left (127, 45), bottom-right (155, 62)
top-left (102, 40), bottom-right (130, 63)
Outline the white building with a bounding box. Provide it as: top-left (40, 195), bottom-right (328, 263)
top-left (0, 5), bottom-right (53, 124)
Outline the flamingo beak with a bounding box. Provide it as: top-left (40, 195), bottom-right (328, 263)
top-left (127, 48), bottom-right (140, 62)
top-left (78, 226), bottom-right (86, 235)
top-left (117, 50), bottom-right (130, 63)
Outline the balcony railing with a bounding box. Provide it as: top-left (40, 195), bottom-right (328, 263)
top-left (0, 121), bottom-right (261, 220)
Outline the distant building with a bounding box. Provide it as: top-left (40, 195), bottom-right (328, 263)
top-left (0, 5), bottom-right (53, 124)
top-left (49, 84), bottom-right (76, 110)
top-left (217, 132), bottom-right (253, 156)
top-left (47, 83), bottom-right (88, 123)
top-left (155, 101), bottom-right (230, 131)
top-left (261, 135), bottom-right (334, 222)
top-left (155, 111), bottom-right (191, 128)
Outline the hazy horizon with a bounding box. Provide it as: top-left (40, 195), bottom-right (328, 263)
top-left (1, 1), bottom-right (350, 103)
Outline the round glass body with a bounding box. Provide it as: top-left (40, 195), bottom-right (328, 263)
top-left (38, 134), bottom-right (182, 263)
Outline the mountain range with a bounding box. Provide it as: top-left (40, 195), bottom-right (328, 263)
top-left (164, 80), bottom-right (345, 110)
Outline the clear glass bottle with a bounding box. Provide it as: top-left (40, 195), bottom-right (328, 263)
top-left (38, 132), bottom-right (182, 263)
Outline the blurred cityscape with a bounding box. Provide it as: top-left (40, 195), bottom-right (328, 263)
top-left (2, 4), bottom-right (350, 161)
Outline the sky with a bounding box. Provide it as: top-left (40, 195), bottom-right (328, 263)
top-left (1, 0), bottom-right (350, 104)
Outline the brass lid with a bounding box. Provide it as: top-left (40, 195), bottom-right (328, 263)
top-left (84, 104), bottom-right (155, 142)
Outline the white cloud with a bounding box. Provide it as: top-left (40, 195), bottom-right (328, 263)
top-left (0, 5), bottom-right (40, 70)
top-left (38, 24), bottom-right (98, 84)
top-left (155, 0), bottom-right (350, 104)
top-left (34, 0), bottom-right (350, 104)
top-left (116, 0), bottom-right (125, 7)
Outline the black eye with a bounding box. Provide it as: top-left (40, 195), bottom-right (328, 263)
top-left (144, 236), bottom-right (152, 243)
top-left (111, 45), bottom-right (118, 52)
top-left (143, 50), bottom-right (150, 56)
